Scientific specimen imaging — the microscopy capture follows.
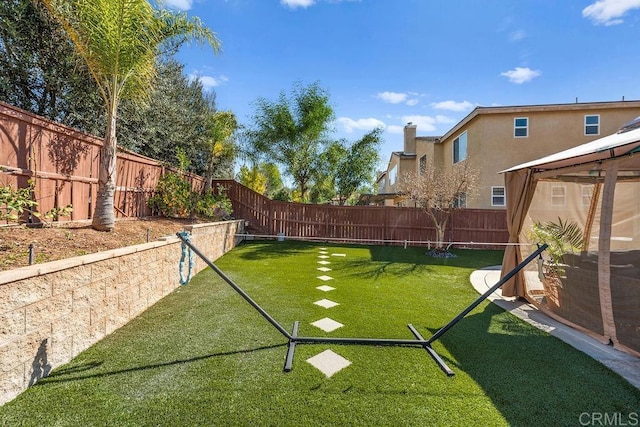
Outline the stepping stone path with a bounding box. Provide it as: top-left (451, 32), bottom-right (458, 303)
top-left (314, 299), bottom-right (339, 309)
top-left (305, 247), bottom-right (352, 377)
top-left (306, 350), bottom-right (351, 378)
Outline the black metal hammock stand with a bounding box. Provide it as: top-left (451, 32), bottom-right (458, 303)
top-left (176, 232), bottom-right (547, 376)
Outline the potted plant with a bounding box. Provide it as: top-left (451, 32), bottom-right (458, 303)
top-left (527, 217), bottom-right (584, 308)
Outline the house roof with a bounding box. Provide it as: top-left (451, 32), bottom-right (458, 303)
top-left (441, 100), bottom-right (640, 142)
top-left (501, 124), bottom-right (640, 173)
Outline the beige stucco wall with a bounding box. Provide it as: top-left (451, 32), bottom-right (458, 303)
top-left (0, 220), bottom-right (244, 406)
top-left (438, 102), bottom-right (640, 209)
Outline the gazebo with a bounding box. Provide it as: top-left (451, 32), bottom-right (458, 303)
top-left (500, 119), bottom-right (640, 357)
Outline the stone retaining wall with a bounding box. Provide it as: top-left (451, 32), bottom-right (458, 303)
top-left (0, 220), bottom-right (244, 405)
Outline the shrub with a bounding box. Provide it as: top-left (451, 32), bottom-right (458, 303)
top-left (149, 174), bottom-right (233, 221)
top-left (148, 173), bottom-right (193, 218)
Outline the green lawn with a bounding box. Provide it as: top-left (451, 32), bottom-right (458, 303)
top-left (1, 241), bottom-right (638, 426)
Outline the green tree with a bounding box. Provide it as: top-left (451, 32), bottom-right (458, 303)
top-left (40, 0), bottom-right (220, 231)
top-left (246, 81), bottom-right (334, 202)
top-left (237, 164), bottom-right (268, 195)
top-left (0, 0), bottom-right (104, 134)
top-left (204, 110), bottom-right (238, 190)
top-left (334, 127), bottom-right (383, 205)
top-left (118, 59), bottom-right (217, 175)
top-left (261, 162), bottom-right (285, 199)
top-left (310, 140), bottom-right (346, 203)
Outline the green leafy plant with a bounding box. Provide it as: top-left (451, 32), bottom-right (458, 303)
top-left (0, 181), bottom-right (38, 221)
top-left (149, 174), bottom-right (233, 220)
top-left (148, 172), bottom-right (193, 218)
top-left (0, 181), bottom-right (72, 224)
top-left (43, 205), bottom-right (73, 221)
top-left (196, 187), bottom-right (233, 220)
top-left (528, 217), bottom-right (583, 276)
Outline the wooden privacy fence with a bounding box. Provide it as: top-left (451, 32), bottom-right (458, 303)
top-left (0, 102), bottom-right (204, 222)
top-left (213, 180), bottom-right (509, 249)
top-left (1, 101), bottom-right (508, 247)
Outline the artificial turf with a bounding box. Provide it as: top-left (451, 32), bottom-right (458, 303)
top-left (1, 240), bottom-right (638, 426)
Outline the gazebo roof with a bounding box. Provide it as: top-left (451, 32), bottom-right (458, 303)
top-left (502, 124), bottom-right (640, 174)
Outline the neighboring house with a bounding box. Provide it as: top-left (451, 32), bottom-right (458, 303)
top-left (372, 100), bottom-right (640, 209)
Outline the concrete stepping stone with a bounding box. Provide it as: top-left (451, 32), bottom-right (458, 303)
top-left (319, 247), bottom-right (327, 250)
top-left (314, 299), bottom-right (339, 309)
top-left (319, 250), bottom-right (328, 254)
top-left (317, 260), bottom-right (331, 265)
top-left (311, 317), bottom-right (344, 332)
top-left (318, 255), bottom-right (330, 259)
top-left (316, 267), bottom-right (332, 272)
top-left (316, 285), bottom-right (335, 292)
top-left (331, 253), bottom-right (346, 257)
top-left (316, 275), bottom-right (333, 281)
top-left (306, 349), bottom-right (351, 378)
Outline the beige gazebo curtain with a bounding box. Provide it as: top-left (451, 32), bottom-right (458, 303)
top-left (500, 168), bottom-right (537, 297)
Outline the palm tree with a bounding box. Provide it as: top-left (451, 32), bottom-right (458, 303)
top-left (40, 0), bottom-right (220, 231)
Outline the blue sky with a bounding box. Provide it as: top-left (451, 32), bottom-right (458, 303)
top-left (166, 0), bottom-right (640, 169)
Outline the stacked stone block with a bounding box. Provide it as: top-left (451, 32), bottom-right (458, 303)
top-left (0, 220), bottom-right (244, 405)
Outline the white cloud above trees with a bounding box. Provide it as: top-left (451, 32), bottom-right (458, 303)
top-left (164, 0), bottom-right (194, 10)
top-left (500, 67), bottom-right (541, 84)
top-left (583, 0), bottom-right (640, 25)
top-left (337, 117), bottom-right (386, 133)
top-left (376, 91), bottom-right (420, 106)
top-left (431, 100), bottom-right (474, 112)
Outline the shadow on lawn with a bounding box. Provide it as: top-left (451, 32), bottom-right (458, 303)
top-left (424, 303), bottom-right (640, 425)
top-left (341, 257), bottom-right (435, 280)
top-left (234, 240), bottom-right (318, 261)
top-left (368, 245), bottom-right (504, 269)
top-left (35, 343), bottom-right (286, 386)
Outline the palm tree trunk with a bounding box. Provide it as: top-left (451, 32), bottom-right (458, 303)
top-left (92, 106), bottom-right (117, 231)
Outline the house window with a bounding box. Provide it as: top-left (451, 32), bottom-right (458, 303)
top-left (514, 117), bottom-right (528, 138)
top-left (453, 192), bottom-right (467, 208)
top-left (419, 155), bottom-right (427, 174)
top-left (389, 165), bottom-right (398, 186)
top-left (453, 131), bottom-right (467, 163)
top-left (551, 185), bottom-right (566, 206)
top-left (585, 115), bottom-right (600, 135)
top-left (491, 186), bottom-right (506, 206)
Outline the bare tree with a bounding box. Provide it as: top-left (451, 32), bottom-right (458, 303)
top-left (396, 158), bottom-right (480, 250)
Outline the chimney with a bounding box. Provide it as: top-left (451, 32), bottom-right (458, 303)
top-left (404, 122), bottom-right (417, 154)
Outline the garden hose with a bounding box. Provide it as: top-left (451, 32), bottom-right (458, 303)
top-left (178, 230), bottom-right (195, 285)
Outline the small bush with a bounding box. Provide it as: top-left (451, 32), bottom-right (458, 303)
top-left (149, 173), bottom-right (193, 218)
top-left (149, 174), bottom-right (233, 221)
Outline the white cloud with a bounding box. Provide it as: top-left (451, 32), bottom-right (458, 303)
top-left (583, 0), bottom-right (640, 25)
top-left (281, 0), bottom-right (316, 9)
top-left (500, 67), bottom-right (541, 84)
top-left (190, 73), bottom-right (229, 90)
top-left (509, 30), bottom-right (527, 42)
top-left (337, 117), bottom-right (386, 133)
top-left (376, 91), bottom-right (419, 106)
top-left (376, 91), bottom-right (408, 104)
top-left (435, 115), bottom-right (456, 124)
top-left (386, 125), bottom-right (404, 134)
top-left (164, 0), bottom-right (194, 10)
top-left (431, 100), bottom-right (474, 112)
top-left (401, 115), bottom-right (437, 132)
top-left (281, 0), bottom-right (360, 8)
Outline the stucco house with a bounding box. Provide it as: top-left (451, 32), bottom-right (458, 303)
top-left (373, 100), bottom-right (640, 209)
